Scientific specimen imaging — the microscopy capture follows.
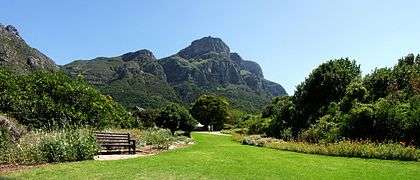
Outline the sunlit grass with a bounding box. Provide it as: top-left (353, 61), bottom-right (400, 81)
top-left (3, 133), bottom-right (420, 179)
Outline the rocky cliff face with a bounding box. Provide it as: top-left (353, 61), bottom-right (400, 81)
top-left (63, 36), bottom-right (287, 112)
top-left (0, 24), bottom-right (57, 72)
top-left (160, 36), bottom-right (286, 97)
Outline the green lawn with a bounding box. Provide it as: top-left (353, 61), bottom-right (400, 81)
top-left (3, 133), bottom-right (420, 179)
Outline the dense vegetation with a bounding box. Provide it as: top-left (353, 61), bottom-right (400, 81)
top-left (257, 54), bottom-right (420, 146)
top-left (0, 128), bottom-right (98, 164)
top-left (0, 69), bottom-right (134, 129)
top-left (155, 103), bottom-right (197, 135)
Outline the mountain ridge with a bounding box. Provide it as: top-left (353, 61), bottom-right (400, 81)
top-left (0, 24), bottom-right (287, 112)
top-left (0, 24), bottom-right (57, 73)
top-left (63, 36), bottom-right (287, 111)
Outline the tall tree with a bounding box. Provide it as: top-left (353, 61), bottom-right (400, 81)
top-left (191, 95), bottom-right (230, 131)
top-left (155, 103), bottom-right (197, 135)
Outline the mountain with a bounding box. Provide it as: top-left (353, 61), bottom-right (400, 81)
top-left (0, 24), bottom-right (286, 111)
top-left (0, 24), bottom-right (57, 72)
top-left (62, 49), bottom-right (180, 109)
top-left (63, 36), bottom-right (287, 112)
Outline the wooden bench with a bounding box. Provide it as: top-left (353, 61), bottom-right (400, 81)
top-left (95, 132), bottom-right (136, 154)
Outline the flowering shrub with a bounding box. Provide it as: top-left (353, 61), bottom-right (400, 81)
top-left (234, 134), bottom-right (419, 161)
top-left (0, 129), bottom-right (98, 165)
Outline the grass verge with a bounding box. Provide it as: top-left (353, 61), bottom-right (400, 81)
top-left (2, 133), bottom-right (420, 179)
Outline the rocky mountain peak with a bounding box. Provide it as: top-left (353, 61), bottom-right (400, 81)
top-left (121, 49), bottom-right (156, 62)
top-left (0, 23), bottom-right (57, 72)
top-left (177, 36), bottom-right (230, 59)
top-left (0, 24), bottom-right (20, 37)
top-left (229, 53), bottom-right (243, 63)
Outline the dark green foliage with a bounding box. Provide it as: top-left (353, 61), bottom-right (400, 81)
top-left (191, 95), bottom-right (230, 131)
top-left (299, 114), bottom-right (341, 143)
top-left (155, 103), bottom-right (197, 135)
top-left (0, 69), bottom-right (134, 129)
top-left (132, 108), bottom-right (159, 128)
top-left (264, 54), bottom-right (420, 146)
top-left (293, 58), bottom-right (361, 129)
top-left (363, 68), bottom-right (392, 101)
top-left (265, 96), bottom-right (296, 138)
top-left (239, 115), bottom-right (271, 135)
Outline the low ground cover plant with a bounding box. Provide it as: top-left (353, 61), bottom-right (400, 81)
top-left (233, 134), bottom-right (420, 161)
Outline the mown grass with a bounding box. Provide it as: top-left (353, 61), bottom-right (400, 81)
top-left (2, 133), bottom-right (420, 179)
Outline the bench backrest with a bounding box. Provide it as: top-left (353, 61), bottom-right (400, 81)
top-left (95, 132), bottom-right (131, 144)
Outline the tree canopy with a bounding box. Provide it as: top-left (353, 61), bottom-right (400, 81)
top-left (155, 103), bottom-right (197, 135)
top-left (191, 95), bottom-right (230, 131)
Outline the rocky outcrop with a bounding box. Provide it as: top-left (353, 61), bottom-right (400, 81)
top-left (63, 36), bottom-right (287, 111)
top-left (0, 24), bottom-right (57, 72)
top-left (178, 36), bottom-right (230, 59)
top-left (160, 37), bottom-right (286, 98)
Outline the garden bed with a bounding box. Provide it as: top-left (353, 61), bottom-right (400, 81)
top-left (232, 134), bottom-right (420, 161)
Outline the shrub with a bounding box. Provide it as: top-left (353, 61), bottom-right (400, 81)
top-left (266, 96), bottom-right (296, 138)
top-left (0, 69), bottom-right (134, 129)
top-left (140, 128), bottom-right (174, 149)
top-left (240, 115), bottom-right (271, 135)
top-left (299, 115), bottom-right (341, 143)
top-left (236, 135), bottom-right (420, 161)
top-left (0, 129), bottom-right (98, 165)
top-left (0, 127), bottom-right (11, 150)
top-left (38, 129), bottom-right (98, 162)
top-left (132, 108), bottom-right (159, 128)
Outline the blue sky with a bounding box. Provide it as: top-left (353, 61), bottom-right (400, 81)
top-left (1, 0), bottom-right (420, 94)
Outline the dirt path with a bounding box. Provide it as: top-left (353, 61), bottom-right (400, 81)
top-left (194, 131), bottom-right (231, 136)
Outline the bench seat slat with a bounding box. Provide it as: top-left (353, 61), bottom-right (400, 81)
top-left (96, 135), bottom-right (129, 138)
top-left (95, 132), bottom-right (136, 155)
top-left (96, 138), bottom-right (129, 141)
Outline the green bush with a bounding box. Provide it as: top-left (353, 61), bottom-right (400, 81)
top-left (0, 127), bottom-right (11, 150)
top-left (0, 129), bottom-right (98, 165)
top-left (0, 69), bottom-right (134, 129)
top-left (239, 115), bottom-right (271, 135)
top-left (132, 108), bottom-right (159, 128)
top-left (140, 128), bottom-right (174, 149)
top-left (299, 115), bottom-right (341, 143)
top-left (38, 129), bottom-right (98, 162)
